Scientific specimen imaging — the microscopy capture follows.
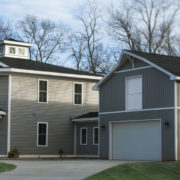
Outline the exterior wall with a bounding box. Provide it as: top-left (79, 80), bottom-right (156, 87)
top-left (10, 73), bottom-right (99, 155)
top-left (0, 75), bottom-right (8, 154)
top-left (99, 60), bottom-right (175, 160)
top-left (75, 122), bottom-right (98, 155)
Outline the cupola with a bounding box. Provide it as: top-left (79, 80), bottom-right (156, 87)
top-left (0, 38), bottom-right (33, 59)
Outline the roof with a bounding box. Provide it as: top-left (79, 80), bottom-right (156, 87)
top-left (0, 57), bottom-right (102, 79)
top-left (126, 50), bottom-right (180, 76)
top-left (93, 49), bottom-right (180, 90)
top-left (6, 38), bottom-right (25, 43)
top-left (72, 112), bottom-right (98, 122)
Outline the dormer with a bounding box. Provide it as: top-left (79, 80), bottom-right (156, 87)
top-left (0, 39), bottom-right (33, 59)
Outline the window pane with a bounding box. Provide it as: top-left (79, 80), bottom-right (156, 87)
top-left (75, 94), bottom-right (82, 104)
top-left (39, 124), bottom-right (47, 134)
top-left (9, 47), bottom-right (16, 54)
top-left (38, 124), bottom-right (47, 146)
top-left (39, 92), bottom-right (47, 102)
top-left (40, 81), bottom-right (47, 91)
top-left (81, 129), bottom-right (87, 144)
top-left (75, 84), bottom-right (82, 93)
top-left (19, 48), bottom-right (25, 55)
top-left (94, 128), bottom-right (98, 144)
top-left (38, 135), bottom-right (46, 145)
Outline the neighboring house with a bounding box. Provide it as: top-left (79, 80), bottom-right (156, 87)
top-left (0, 39), bottom-right (101, 157)
top-left (94, 50), bottom-right (180, 161)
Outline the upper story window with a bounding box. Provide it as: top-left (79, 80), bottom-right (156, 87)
top-left (74, 83), bottom-right (82, 105)
top-left (93, 127), bottom-right (98, 145)
top-left (9, 47), bottom-right (16, 54)
top-left (37, 122), bottom-right (48, 147)
top-left (126, 76), bottom-right (142, 110)
top-left (38, 80), bottom-right (48, 103)
top-left (19, 48), bottom-right (25, 56)
top-left (80, 127), bottom-right (87, 145)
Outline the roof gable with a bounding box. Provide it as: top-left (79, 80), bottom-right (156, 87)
top-left (93, 50), bottom-right (178, 90)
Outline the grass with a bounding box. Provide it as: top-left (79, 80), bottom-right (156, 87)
top-left (0, 162), bottom-right (16, 173)
top-left (85, 162), bottom-right (180, 180)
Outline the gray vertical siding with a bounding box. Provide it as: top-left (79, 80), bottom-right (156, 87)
top-left (10, 74), bottom-right (99, 155)
top-left (99, 59), bottom-right (175, 160)
top-left (0, 75), bottom-right (8, 154)
top-left (100, 67), bottom-right (174, 112)
top-left (76, 122), bottom-right (98, 155)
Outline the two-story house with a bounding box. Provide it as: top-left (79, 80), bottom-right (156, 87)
top-left (0, 39), bottom-right (101, 158)
top-left (94, 50), bottom-right (180, 161)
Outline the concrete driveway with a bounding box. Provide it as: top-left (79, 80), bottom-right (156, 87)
top-left (0, 160), bottom-right (124, 180)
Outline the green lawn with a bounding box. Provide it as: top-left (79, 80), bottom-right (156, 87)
top-left (0, 162), bottom-right (16, 173)
top-left (85, 162), bottom-right (180, 180)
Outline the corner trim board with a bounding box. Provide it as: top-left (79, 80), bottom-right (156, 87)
top-left (7, 75), bottom-right (11, 153)
top-left (174, 81), bottom-right (178, 160)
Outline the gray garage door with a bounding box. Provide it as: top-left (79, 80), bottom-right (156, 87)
top-left (112, 120), bottom-right (161, 161)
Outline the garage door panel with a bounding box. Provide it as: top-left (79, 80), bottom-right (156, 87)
top-left (112, 121), bottom-right (161, 161)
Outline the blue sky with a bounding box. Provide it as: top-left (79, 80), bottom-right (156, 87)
top-left (0, 0), bottom-right (120, 27)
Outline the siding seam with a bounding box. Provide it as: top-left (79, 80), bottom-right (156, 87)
top-left (100, 107), bottom-right (174, 115)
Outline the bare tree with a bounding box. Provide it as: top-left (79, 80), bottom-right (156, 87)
top-left (0, 18), bottom-right (14, 40)
top-left (108, 0), bottom-right (179, 55)
top-left (69, 34), bottom-right (85, 71)
top-left (18, 15), bottom-right (69, 63)
top-left (70, 1), bottom-right (112, 74)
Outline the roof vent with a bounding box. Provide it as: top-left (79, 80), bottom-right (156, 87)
top-left (0, 39), bottom-right (33, 59)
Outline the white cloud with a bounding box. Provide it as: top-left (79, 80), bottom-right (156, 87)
top-left (0, 0), bottom-right (121, 26)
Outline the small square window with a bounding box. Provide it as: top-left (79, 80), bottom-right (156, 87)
top-left (9, 47), bottom-right (16, 54)
top-left (19, 48), bottom-right (25, 55)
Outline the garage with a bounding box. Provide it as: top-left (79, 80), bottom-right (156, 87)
top-left (110, 120), bottom-right (161, 161)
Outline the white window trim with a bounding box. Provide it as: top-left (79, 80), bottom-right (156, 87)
top-left (37, 122), bottom-right (48, 147)
top-left (38, 79), bottom-right (48, 104)
top-left (80, 127), bottom-right (88, 145)
top-left (93, 127), bottom-right (98, 145)
top-left (125, 75), bottom-right (142, 111)
top-left (73, 82), bottom-right (83, 105)
top-left (7, 46), bottom-right (28, 57)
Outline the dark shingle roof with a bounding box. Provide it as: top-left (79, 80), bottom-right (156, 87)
top-left (73, 112), bottom-right (98, 119)
top-left (126, 50), bottom-right (180, 76)
top-left (0, 57), bottom-right (102, 77)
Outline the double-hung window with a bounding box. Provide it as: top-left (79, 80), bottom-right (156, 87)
top-left (93, 127), bottom-right (98, 145)
top-left (126, 76), bottom-right (142, 110)
top-left (80, 127), bottom-right (87, 145)
top-left (74, 83), bottom-right (82, 105)
top-left (37, 122), bottom-right (48, 146)
top-left (38, 80), bottom-right (48, 103)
